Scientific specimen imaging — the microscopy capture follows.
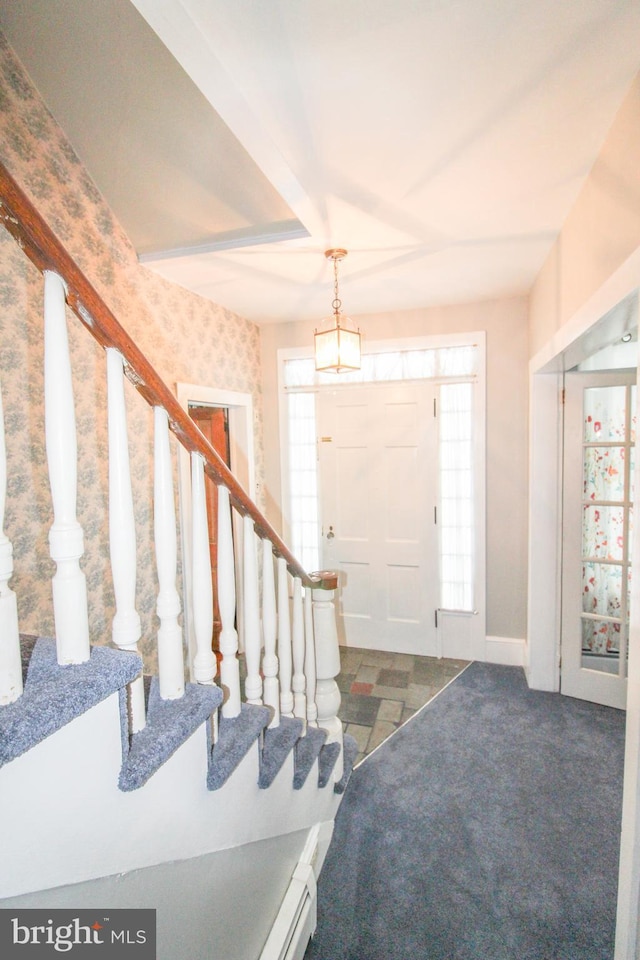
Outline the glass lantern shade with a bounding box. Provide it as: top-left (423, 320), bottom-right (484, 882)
top-left (314, 317), bottom-right (361, 372)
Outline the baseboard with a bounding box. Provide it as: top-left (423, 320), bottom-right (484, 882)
top-left (259, 823), bottom-right (331, 960)
top-left (484, 636), bottom-right (525, 666)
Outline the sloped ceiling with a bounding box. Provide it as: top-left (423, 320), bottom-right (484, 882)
top-left (2, 0), bottom-right (640, 324)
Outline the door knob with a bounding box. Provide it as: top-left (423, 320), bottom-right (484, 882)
top-left (326, 525), bottom-right (335, 540)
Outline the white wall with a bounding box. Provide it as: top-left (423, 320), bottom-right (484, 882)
top-left (529, 72), bottom-right (640, 356)
top-left (1, 831), bottom-right (311, 960)
top-left (261, 296), bottom-right (529, 643)
top-left (527, 69), bottom-right (640, 960)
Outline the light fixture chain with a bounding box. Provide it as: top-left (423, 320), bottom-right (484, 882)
top-left (333, 254), bottom-right (341, 318)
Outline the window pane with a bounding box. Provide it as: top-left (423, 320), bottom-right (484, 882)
top-left (287, 392), bottom-right (319, 572)
top-left (583, 447), bottom-right (626, 502)
top-left (583, 386), bottom-right (627, 442)
top-left (284, 344), bottom-right (477, 388)
top-left (582, 505), bottom-right (624, 561)
top-left (582, 561), bottom-right (622, 616)
top-left (439, 383), bottom-right (474, 611)
top-left (581, 618), bottom-right (621, 656)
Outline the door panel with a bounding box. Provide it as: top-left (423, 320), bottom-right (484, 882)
top-left (562, 372), bottom-right (636, 708)
top-left (188, 404), bottom-right (231, 650)
top-left (318, 383), bottom-right (438, 655)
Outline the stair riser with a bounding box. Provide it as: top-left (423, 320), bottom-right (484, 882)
top-left (0, 692), bottom-right (343, 899)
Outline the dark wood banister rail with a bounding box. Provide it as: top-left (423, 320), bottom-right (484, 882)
top-left (0, 160), bottom-right (336, 591)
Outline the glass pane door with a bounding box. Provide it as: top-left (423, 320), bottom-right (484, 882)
top-left (580, 384), bottom-right (635, 675)
top-left (562, 371), bottom-right (636, 708)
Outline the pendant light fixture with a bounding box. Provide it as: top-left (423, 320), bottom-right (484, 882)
top-left (314, 248), bottom-right (361, 372)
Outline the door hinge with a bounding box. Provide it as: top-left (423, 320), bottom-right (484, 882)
top-left (433, 397), bottom-right (437, 418)
top-left (434, 505), bottom-right (437, 524)
top-left (561, 388), bottom-right (566, 405)
top-left (435, 609), bottom-right (438, 629)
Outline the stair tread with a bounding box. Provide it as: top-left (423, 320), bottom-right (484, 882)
top-left (293, 725), bottom-right (328, 789)
top-left (208, 703), bottom-right (271, 791)
top-left (334, 733), bottom-right (359, 794)
top-left (318, 740), bottom-right (342, 788)
top-left (259, 716), bottom-right (304, 789)
top-left (119, 678), bottom-right (223, 792)
top-left (1, 637), bottom-right (142, 768)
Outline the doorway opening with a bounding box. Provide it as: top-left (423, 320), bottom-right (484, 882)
top-left (561, 368), bottom-right (636, 709)
top-left (278, 334), bottom-right (486, 660)
top-left (188, 404), bottom-right (231, 650)
top-left (176, 383), bottom-right (255, 679)
top-left (527, 291), bottom-right (639, 697)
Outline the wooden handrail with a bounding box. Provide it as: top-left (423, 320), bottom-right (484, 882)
top-left (0, 161), bottom-right (336, 591)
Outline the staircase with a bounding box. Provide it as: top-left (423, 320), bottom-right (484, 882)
top-left (0, 162), bottom-right (357, 955)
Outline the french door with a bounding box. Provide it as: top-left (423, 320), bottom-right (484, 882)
top-left (561, 371), bottom-right (636, 708)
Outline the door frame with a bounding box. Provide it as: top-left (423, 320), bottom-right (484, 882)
top-left (277, 330), bottom-right (487, 659)
top-left (176, 383), bottom-right (255, 677)
top-left (527, 253), bottom-right (640, 959)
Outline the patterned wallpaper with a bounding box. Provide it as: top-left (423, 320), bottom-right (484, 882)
top-left (0, 33), bottom-right (264, 671)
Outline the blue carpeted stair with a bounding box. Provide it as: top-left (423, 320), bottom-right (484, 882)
top-left (119, 677), bottom-right (223, 791)
top-left (259, 716), bottom-right (304, 788)
top-left (333, 733), bottom-right (358, 794)
top-left (294, 725), bottom-right (328, 789)
top-left (318, 741), bottom-right (342, 788)
top-left (1, 636), bottom-right (141, 768)
top-left (4, 637), bottom-right (356, 803)
top-left (207, 703), bottom-right (271, 790)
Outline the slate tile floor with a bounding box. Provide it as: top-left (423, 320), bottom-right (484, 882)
top-left (337, 646), bottom-right (470, 765)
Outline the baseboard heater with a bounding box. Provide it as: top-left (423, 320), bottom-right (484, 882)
top-left (259, 860), bottom-right (317, 960)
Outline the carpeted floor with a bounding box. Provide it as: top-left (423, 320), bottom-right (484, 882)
top-left (306, 662), bottom-right (625, 960)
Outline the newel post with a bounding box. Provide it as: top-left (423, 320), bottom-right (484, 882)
top-left (0, 375), bottom-right (22, 704)
top-left (312, 571), bottom-right (343, 781)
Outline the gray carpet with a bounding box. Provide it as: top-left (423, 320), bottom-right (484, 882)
top-left (306, 662), bottom-right (625, 960)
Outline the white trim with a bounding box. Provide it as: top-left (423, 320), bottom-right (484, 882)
top-left (484, 636), bottom-right (525, 667)
top-left (277, 332), bottom-right (487, 655)
top-left (176, 383), bottom-right (256, 677)
top-left (526, 370), bottom-right (564, 691)
top-left (258, 823), bottom-right (333, 960)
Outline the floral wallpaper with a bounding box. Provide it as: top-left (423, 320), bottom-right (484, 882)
top-left (0, 32), bottom-right (264, 672)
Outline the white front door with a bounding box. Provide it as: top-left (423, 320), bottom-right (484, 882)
top-left (561, 371), bottom-right (636, 708)
top-left (317, 382), bottom-right (439, 655)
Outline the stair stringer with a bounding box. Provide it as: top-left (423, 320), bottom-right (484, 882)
top-left (0, 691), bottom-right (345, 900)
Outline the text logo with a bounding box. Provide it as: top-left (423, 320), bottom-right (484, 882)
top-left (0, 909), bottom-right (156, 957)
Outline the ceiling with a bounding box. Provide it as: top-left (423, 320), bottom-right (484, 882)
top-left (2, 0), bottom-right (640, 325)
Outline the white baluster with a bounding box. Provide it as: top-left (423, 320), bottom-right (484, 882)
top-left (154, 406), bottom-right (184, 700)
top-left (191, 452), bottom-right (217, 685)
top-left (304, 587), bottom-right (318, 727)
top-left (313, 585), bottom-right (343, 781)
top-left (0, 376), bottom-right (22, 704)
top-left (44, 271), bottom-right (90, 665)
top-left (106, 348), bottom-right (145, 731)
top-left (262, 539), bottom-right (280, 727)
top-left (292, 577), bottom-right (306, 727)
top-left (218, 485), bottom-right (240, 717)
top-left (243, 515), bottom-right (262, 705)
top-left (277, 557), bottom-right (293, 717)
